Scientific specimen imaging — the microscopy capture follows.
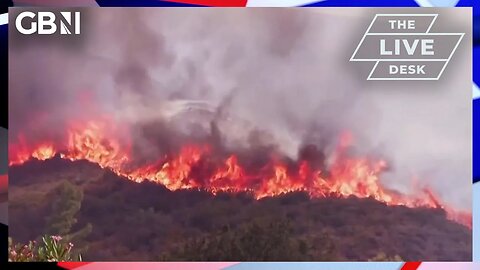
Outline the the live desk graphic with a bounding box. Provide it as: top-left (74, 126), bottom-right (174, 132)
top-left (7, 8), bottom-right (473, 262)
top-left (350, 13), bottom-right (465, 80)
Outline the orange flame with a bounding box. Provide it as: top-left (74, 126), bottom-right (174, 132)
top-left (125, 145), bottom-right (209, 190)
top-left (9, 136), bottom-right (56, 166)
top-left (8, 120), bottom-right (472, 229)
top-left (31, 144), bottom-right (56, 161)
top-left (60, 120), bottom-right (130, 169)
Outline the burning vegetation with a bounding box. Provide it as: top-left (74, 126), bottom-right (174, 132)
top-left (8, 117), bottom-right (472, 229)
top-left (8, 9), bottom-right (472, 261)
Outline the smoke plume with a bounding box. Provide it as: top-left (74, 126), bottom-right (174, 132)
top-left (9, 9), bottom-right (471, 210)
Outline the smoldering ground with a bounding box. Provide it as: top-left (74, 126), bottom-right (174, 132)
top-left (9, 9), bottom-right (471, 210)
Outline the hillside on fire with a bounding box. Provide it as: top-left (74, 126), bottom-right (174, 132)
top-left (9, 9), bottom-right (472, 262)
top-left (9, 158), bottom-right (472, 261)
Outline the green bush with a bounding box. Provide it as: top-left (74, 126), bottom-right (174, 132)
top-left (9, 235), bottom-right (82, 262)
top-left (162, 218), bottom-right (339, 261)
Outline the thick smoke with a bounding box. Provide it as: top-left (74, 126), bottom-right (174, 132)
top-left (9, 9), bottom-right (471, 209)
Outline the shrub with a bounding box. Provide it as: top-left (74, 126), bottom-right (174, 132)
top-left (9, 235), bottom-right (81, 262)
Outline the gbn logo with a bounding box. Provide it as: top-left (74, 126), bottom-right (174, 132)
top-left (15, 11), bottom-right (80, 35)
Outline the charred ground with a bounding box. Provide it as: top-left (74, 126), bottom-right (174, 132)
top-left (9, 158), bottom-right (472, 261)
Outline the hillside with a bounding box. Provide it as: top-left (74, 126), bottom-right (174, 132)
top-left (9, 158), bottom-right (472, 261)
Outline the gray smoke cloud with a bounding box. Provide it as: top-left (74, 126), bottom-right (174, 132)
top-left (9, 9), bottom-right (471, 210)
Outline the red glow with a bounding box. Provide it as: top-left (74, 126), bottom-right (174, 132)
top-left (9, 119), bottom-right (472, 229)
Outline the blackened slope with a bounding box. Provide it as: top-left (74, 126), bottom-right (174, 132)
top-left (9, 159), bottom-right (472, 261)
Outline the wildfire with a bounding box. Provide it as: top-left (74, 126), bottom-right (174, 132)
top-left (60, 120), bottom-right (130, 169)
top-left (31, 144), bottom-right (56, 161)
top-left (125, 145), bottom-right (209, 190)
top-left (9, 136), bottom-right (56, 166)
top-left (8, 120), bottom-right (472, 229)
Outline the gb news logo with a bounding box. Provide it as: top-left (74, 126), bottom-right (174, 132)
top-left (14, 11), bottom-right (80, 35)
top-left (350, 14), bottom-right (464, 80)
